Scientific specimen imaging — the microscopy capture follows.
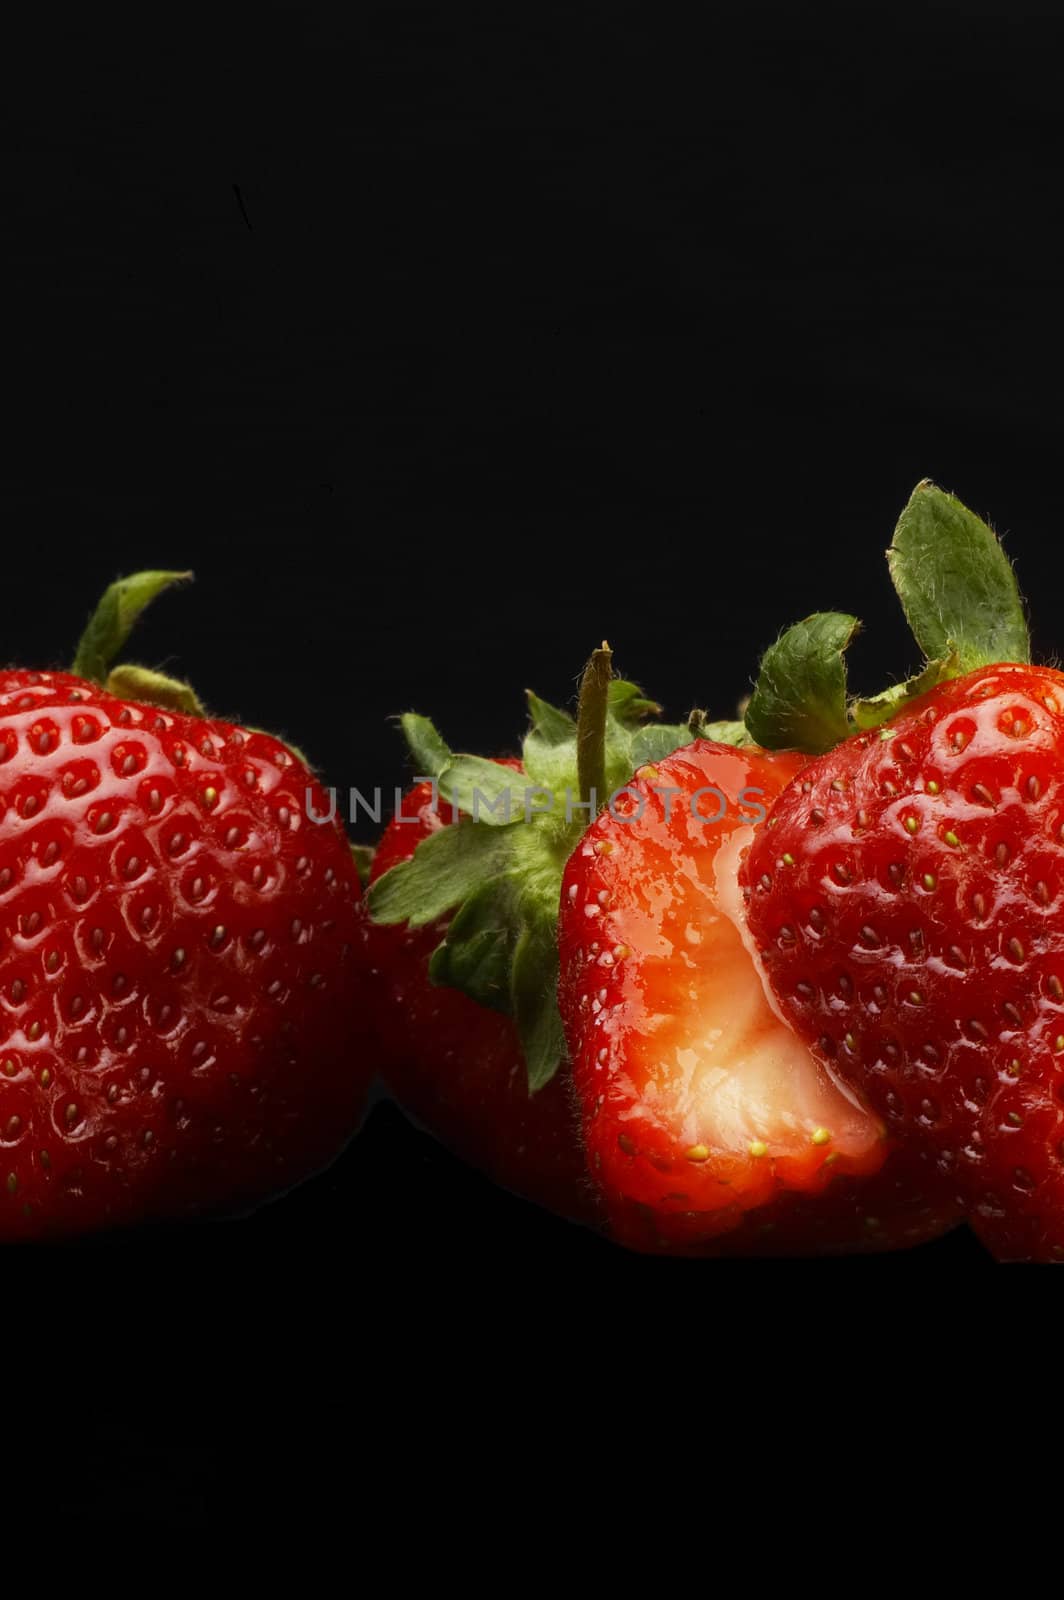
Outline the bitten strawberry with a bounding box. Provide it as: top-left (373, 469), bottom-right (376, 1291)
top-left (0, 572), bottom-right (368, 1239)
top-left (366, 775), bottom-right (599, 1223)
top-left (738, 480), bottom-right (1064, 1261)
top-left (558, 739), bottom-right (958, 1253)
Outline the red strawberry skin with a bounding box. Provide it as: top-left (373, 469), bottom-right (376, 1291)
top-left (741, 662), bottom-right (1064, 1262)
top-left (367, 780), bottom-right (600, 1225)
top-left (559, 740), bottom-right (960, 1255)
top-left (0, 668), bottom-right (369, 1238)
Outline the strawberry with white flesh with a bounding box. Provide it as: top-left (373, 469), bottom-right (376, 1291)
top-left (558, 736), bottom-right (957, 1254)
top-left (739, 481), bottom-right (1064, 1262)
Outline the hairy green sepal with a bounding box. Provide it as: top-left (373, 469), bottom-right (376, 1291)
top-left (400, 713), bottom-right (453, 778)
top-left (849, 653), bottom-right (959, 732)
top-left (365, 820), bottom-right (516, 928)
top-left (630, 717), bottom-right (748, 767)
top-left (72, 571), bottom-right (194, 685)
top-left (745, 613), bottom-right (859, 754)
top-left (104, 664), bottom-right (205, 716)
top-left (427, 877), bottom-right (522, 1013)
top-left (511, 912), bottom-right (566, 1092)
top-left (888, 481), bottom-right (1029, 672)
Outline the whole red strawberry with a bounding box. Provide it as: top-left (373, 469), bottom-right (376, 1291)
top-left (738, 480), bottom-right (1064, 1261)
top-left (0, 573), bottom-right (368, 1239)
top-left (743, 661), bottom-right (1064, 1262)
top-left (366, 775), bottom-right (598, 1223)
top-left (559, 738), bottom-right (959, 1254)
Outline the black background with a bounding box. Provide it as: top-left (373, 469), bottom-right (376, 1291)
top-left (7, 1), bottom-right (1060, 1521)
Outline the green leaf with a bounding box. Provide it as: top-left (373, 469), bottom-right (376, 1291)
top-left (630, 718), bottom-right (749, 767)
top-left (744, 612), bottom-right (859, 754)
top-left (72, 571), bottom-right (193, 685)
top-left (428, 876), bottom-right (522, 1013)
top-left (365, 820), bottom-right (516, 927)
top-left (629, 722), bottom-right (695, 767)
top-left (520, 728), bottom-right (576, 792)
top-left (510, 913), bottom-right (565, 1091)
top-left (525, 691), bottom-right (575, 744)
top-left (849, 653), bottom-right (959, 732)
top-left (700, 719), bottom-right (751, 746)
top-left (104, 664), bottom-right (204, 716)
top-left (522, 692), bottom-right (577, 789)
top-left (607, 679), bottom-right (662, 724)
top-left (400, 713), bottom-right (453, 778)
top-left (603, 724), bottom-right (642, 798)
top-left (888, 481), bottom-right (1030, 672)
top-left (438, 755), bottom-right (522, 824)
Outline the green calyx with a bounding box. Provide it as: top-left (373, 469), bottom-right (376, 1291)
top-left (104, 664), bottom-right (204, 716)
top-left (744, 480), bottom-right (1031, 754)
top-left (72, 571), bottom-right (206, 715)
top-left (367, 652), bottom-right (746, 1090)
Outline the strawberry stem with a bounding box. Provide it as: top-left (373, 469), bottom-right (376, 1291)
top-left (576, 642), bottom-right (612, 811)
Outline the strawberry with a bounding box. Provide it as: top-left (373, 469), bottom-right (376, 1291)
top-left (739, 480), bottom-right (1064, 1261)
top-left (366, 655), bottom-right (737, 1225)
top-left (366, 775), bottom-right (599, 1223)
top-left (743, 661), bottom-right (1064, 1262)
top-left (558, 738), bottom-right (958, 1253)
top-left (0, 572), bottom-right (368, 1239)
